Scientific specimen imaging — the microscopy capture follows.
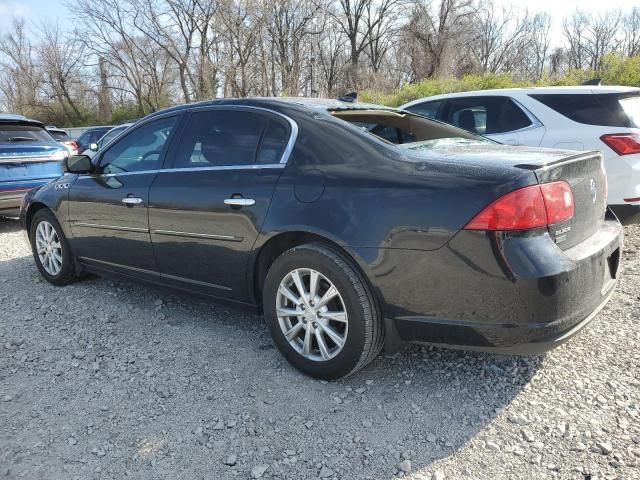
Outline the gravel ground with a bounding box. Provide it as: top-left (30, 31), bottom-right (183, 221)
top-left (0, 217), bottom-right (638, 480)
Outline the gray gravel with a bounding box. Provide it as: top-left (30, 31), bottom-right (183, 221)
top-left (0, 216), bottom-right (638, 480)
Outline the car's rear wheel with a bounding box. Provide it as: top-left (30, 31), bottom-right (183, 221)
top-left (263, 242), bottom-right (383, 379)
top-left (30, 209), bottom-right (77, 286)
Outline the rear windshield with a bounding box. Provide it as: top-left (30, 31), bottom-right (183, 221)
top-left (0, 125), bottom-right (54, 144)
top-left (529, 93), bottom-right (640, 128)
top-left (49, 131), bottom-right (71, 141)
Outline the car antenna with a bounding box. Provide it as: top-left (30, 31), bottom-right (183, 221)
top-left (338, 92), bottom-right (358, 103)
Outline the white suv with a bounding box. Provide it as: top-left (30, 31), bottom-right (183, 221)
top-left (401, 86), bottom-right (640, 224)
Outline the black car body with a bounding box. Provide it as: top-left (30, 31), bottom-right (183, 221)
top-left (20, 98), bottom-right (623, 379)
top-left (75, 126), bottom-right (113, 154)
top-left (0, 115), bottom-right (68, 217)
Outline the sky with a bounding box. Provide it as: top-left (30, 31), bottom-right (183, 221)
top-left (0, 0), bottom-right (638, 46)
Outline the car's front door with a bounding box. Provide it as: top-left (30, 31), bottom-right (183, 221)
top-left (149, 106), bottom-right (293, 301)
top-left (67, 114), bottom-right (180, 277)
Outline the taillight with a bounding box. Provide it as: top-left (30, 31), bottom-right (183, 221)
top-left (600, 133), bottom-right (640, 156)
top-left (464, 181), bottom-right (574, 231)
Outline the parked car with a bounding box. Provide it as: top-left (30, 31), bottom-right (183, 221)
top-left (0, 114), bottom-right (68, 217)
top-left (20, 98), bottom-right (622, 379)
top-left (46, 126), bottom-right (79, 156)
top-left (75, 125), bottom-right (113, 154)
top-left (84, 123), bottom-right (134, 159)
top-left (400, 86), bottom-right (640, 225)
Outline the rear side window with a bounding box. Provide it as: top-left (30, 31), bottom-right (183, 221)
top-left (0, 125), bottom-right (54, 144)
top-left (444, 96), bottom-right (532, 135)
top-left (256, 119), bottom-right (290, 164)
top-left (49, 131), bottom-right (70, 141)
top-left (529, 93), bottom-right (640, 127)
top-left (405, 100), bottom-right (443, 119)
top-left (173, 110), bottom-right (269, 168)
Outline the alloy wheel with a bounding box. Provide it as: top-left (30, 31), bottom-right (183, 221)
top-left (35, 220), bottom-right (63, 276)
top-left (276, 268), bottom-right (349, 361)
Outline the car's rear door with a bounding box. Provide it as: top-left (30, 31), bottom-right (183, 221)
top-left (67, 114), bottom-right (180, 277)
top-left (148, 106), bottom-right (294, 301)
top-left (441, 96), bottom-right (545, 146)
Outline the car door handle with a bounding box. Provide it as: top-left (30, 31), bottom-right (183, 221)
top-left (224, 198), bottom-right (256, 207)
top-left (121, 197), bottom-right (143, 205)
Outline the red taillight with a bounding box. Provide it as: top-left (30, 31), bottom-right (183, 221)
top-left (600, 133), bottom-right (640, 156)
top-left (464, 181), bottom-right (574, 231)
top-left (64, 141), bottom-right (79, 150)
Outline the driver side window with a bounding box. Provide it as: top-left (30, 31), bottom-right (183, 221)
top-left (99, 116), bottom-right (177, 174)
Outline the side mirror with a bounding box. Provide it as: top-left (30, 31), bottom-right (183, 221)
top-left (65, 155), bottom-right (94, 174)
top-left (89, 142), bottom-right (99, 152)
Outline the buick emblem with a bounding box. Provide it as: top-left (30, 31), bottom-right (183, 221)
top-left (590, 179), bottom-right (597, 203)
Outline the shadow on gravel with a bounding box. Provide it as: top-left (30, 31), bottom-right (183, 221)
top-left (0, 217), bottom-right (22, 234)
top-left (1, 247), bottom-right (545, 479)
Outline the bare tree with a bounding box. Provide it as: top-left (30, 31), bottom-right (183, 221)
top-left (0, 19), bottom-right (43, 115)
top-left (38, 22), bottom-right (87, 123)
top-left (332, 0), bottom-right (402, 87)
top-left (407, 0), bottom-right (474, 78)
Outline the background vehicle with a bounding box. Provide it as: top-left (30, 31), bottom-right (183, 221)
top-left (21, 98), bottom-right (622, 379)
top-left (74, 125), bottom-right (113, 154)
top-left (46, 126), bottom-right (79, 156)
top-left (0, 115), bottom-right (68, 217)
top-left (84, 123), bottom-right (134, 159)
top-left (401, 86), bottom-right (640, 224)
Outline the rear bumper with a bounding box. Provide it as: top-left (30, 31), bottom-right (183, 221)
top-left (0, 189), bottom-right (30, 216)
top-left (610, 203), bottom-right (640, 225)
top-left (375, 218), bottom-right (623, 355)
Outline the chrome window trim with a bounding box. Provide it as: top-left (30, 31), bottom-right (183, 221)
top-left (77, 163), bottom-right (285, 179)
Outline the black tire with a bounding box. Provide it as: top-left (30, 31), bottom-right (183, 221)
top-left (263, 242), bottom-right (384, 379)
top-left (29, 209), bottom-right (78, 286)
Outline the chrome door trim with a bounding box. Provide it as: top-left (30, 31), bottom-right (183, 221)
top-left (152, 229), bottom-right (243, 242)
top-left (72, 222), bottom-right (149, 233)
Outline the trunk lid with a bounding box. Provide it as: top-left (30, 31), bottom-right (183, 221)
top-left (401, 140), bottom-right (608, 248)
top-left (534, 151), bottom-right (607, 250)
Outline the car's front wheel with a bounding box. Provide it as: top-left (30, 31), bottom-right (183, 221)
top-left (263, 242), bottom-right (384, 379)
top-left (30, 209), bottom-right (78, 286)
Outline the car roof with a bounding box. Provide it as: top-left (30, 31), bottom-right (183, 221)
top-left (144, 97), bottom-right (400, 121)
top-left (401, 85), bottom-right (640, 107)
top-left (0, 113), bottom-right (44, 128)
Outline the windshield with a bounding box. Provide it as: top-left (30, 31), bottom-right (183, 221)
top-left (0, 125), bottom-right (55, 144)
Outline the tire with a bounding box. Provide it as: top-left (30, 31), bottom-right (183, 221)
top-left (29, 209), bottom-right (78, 286)
top-left (263, 242), bottom-right (384, 379)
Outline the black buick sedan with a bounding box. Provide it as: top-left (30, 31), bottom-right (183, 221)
top-left (20, 98), bottom-right (622, 379)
